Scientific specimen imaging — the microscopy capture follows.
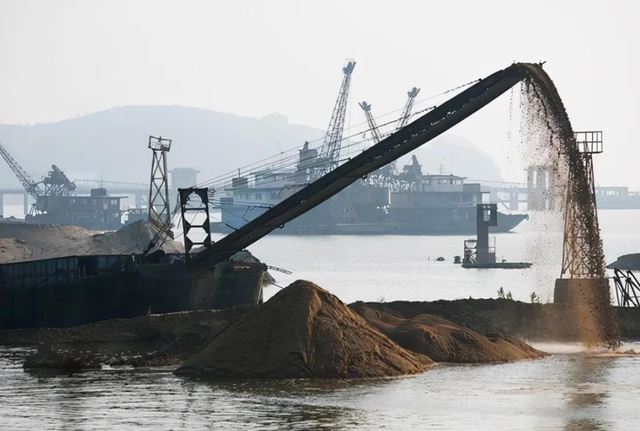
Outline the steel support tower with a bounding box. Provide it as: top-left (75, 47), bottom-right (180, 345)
top-left (148, 136), bottom-right (172, 231)
top-left (179, 187), bottom-right (211, 262)
top-left (560, 131), bottom-right (603, 278)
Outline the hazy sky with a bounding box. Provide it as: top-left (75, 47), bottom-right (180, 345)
top-left (1, 0), bottom-right (639, 187)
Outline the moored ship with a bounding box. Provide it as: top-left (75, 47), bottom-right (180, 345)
top-left (210, 153), bottom-right (528, 235)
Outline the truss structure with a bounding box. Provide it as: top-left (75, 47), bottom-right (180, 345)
top-left (148, 136), bottom-right (172, 231)
top-left (179, 187), bottom-right (211, 262)
top-left (612, 269), bottom-right (640, 307)
top-left (560, 131), bottom-right (603, 278)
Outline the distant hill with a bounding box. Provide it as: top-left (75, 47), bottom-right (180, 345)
top-left (0, 106), bottom-right (503, 190)
top-left (400, 134), bottom-right (504, 181)
top-left (0, 106), bottom-right (325, 187)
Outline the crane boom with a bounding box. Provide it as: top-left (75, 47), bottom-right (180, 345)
top-left (320, 60), bottom-right (356, 170)
top-left (358, 101), bottom-right (382, 145)
top-left (396, 87), bottom-right (421, 131)
top-left (193, 63), bottom-right (531, 267)
top-left (0, 141), bottom-right (42, 198)
top-left (388, 87), bottom-right (421, 174)
top-left (359, 100), bottom-right (396, 181)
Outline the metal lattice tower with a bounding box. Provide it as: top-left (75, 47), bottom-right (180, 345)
top-left (148, 136), bottom-right (172, 231)
top-left (320, 60), bottom-right (356, 171)
top-left (561, 131), bottom-right (603, 278)
top-left (179, 187), bottom-right (211, 262)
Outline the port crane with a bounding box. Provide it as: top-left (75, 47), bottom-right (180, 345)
top-left (315, 60), bottom-right (356, 175)
top-left (390, 87), bottom-right (421, 174)
top-left (0, 140), bottom-right (77, 213)
top-left (358, 87), bottom-right (421, 188)
top-left (396, 87), bottom-right (421, 131)
top-left (358, 101), bottom-right (383, 145)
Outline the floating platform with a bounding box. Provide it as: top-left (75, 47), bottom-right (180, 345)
top-left (462, 262), bottom-right (532, 269)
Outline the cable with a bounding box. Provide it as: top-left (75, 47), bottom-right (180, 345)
top-left (194, 78), bottom-right (478, 188)
top-left (198, 105), bottom-right (436, 193)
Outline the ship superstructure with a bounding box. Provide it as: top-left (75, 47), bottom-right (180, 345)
top-left (0, 140), bottom-right (123, 230)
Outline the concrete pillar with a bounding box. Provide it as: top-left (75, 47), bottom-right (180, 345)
top-left (509, 192), bottom-right (519, 211)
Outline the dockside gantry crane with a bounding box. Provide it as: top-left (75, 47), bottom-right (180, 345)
top-left (396, 87), bottom-right (421, 131)
top-left (391, 87), bottom-right (421, 174)
top-left (358, 86), bottom-right (421, 180)
top-left (317, 60), bottom-right (356, 174)
top-left (358, 101), bottom-right (382, 145)
top-left (0, 141), bottom-right (77, 214)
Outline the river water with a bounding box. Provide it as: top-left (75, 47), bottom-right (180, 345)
top-left (1, 209), bottom-right (640, 430)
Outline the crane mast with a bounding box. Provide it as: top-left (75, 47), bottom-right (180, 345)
top-left (359, 100), bottom-right (395, 184)
top-left (396, 87), bottom-right (421, 131)
top-left (0, 141), bottom-right (42, 198)
top-left (389, 87), bottom-right (421, 174)
top-left (358, 101), bottom-right (382, 145)
top-left (319, 60), bottom-right (356, 171)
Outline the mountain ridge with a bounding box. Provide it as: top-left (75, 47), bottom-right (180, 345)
top-left (0, 105), bottom-right (503, 193)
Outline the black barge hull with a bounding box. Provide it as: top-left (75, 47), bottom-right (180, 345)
top-left (0, 254), bottom-right (264, 330)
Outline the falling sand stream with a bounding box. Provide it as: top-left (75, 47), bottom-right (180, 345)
top-left (518, 63), bottom-right (620, 348)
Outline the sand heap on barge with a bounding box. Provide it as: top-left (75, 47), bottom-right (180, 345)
top-left (176, 281), bottom-right (546, 379)
top-left (176, 280), bottom-right (433, 378)
top-left (0, 220), bottom-right (183, 264)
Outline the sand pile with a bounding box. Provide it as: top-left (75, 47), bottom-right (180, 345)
top-left (351, 304), bottom-right (545, 363)
top-left (176, 280), bottom-right (432, 378)
top-left (0, 220), bottom-right (182, 263)
top-left (0, 222), bottom-right (92, 262)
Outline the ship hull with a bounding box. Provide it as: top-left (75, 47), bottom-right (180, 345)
top-left (0, 255), bottom-right (264, 330)
top-left (211, 210), bottom-right (528, 235)
top-left (386, 207), bottom-right (528, 235)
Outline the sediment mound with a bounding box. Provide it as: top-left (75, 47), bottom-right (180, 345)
top-left (351, 304), bottom-right (545, 363)
top-left (176, 280), bottom-right (433, 378)
top-left (22, 307), bottom-right (254, 369)
top-left (0, 220), bottom-right (182, 263)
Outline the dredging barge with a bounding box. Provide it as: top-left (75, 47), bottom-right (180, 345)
top-left (1, 62), bottom-right (555, 331)
top-left (0, 253), bottom-right (265, 329)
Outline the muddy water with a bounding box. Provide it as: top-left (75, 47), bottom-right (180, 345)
top-left (2, 210), bottom-right (640, 429)
top-left (2, 344), bottom-right (640, 430)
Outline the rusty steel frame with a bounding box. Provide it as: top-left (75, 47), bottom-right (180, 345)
top-left (560, 131), bottom-right (603, 278)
